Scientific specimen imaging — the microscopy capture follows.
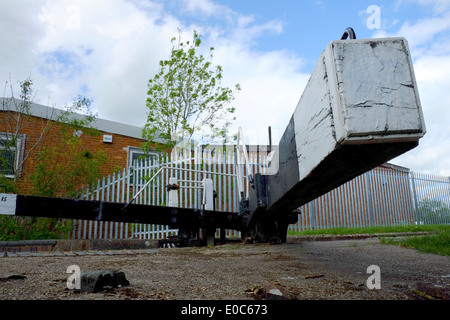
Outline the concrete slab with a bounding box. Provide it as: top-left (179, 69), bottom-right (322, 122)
top-left (80, 270), bottom-right (130, 293)
top-left (292, 37), bottom-right (425, 182)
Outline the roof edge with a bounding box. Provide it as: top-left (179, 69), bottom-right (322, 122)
top-left (0, 97), bottom-right (148, 141)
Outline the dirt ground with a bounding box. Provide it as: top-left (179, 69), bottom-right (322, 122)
top-left (0, 236), bottom-right (449, 301)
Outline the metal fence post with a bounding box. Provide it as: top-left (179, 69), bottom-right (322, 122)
top-left (448, 177), bottom-right (450, 205)
top-left (409, 171), bottom-right (420, 224)
top-left (365, 172), bottom-right (374, 226)
top-left (309, 200), bottom-right (316, 230)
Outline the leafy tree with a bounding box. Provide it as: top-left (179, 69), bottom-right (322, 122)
top-left (30, 114), bottom-right (106, 199)
top-left (1, 77), bottom-right (97, 181)
top-left (0, 78), bottom-right (104, 240)
top-left (142, 29), bottom-right (240, 151)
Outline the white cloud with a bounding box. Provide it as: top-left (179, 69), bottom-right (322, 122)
top-left (214, 44), bottom-right (309, 144)
top-left (0, 0), bottom-right (47, 96)
top-left (182, 0), bottom-right (229, 17)
top-left (373, 1), bottom-right (450, 58)
top-left (393, 54), bottom-right (450, 176)
top-left (1, 0), bottom-right (183, 124)
top-left (379, 2), bottom-right (450, 175)
top-left (2, 0), bottom-right (446, 176)
top-left (0, 0), bottom-right (307, 140)
top-left (398, 13), bottom-right (450, 50)
top-left (396, 0), bottom-right (450, 14)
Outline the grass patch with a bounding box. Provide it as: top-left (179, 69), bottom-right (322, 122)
top-left (287, 224), bottom-right (450, 236)
top-left (288, 225), bottom-right (450, 256)
top-left (393, 229), bottom-right (450, 256)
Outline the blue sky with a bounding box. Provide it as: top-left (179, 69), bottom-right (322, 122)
top-left (1, 0), bottom-right (449, 176)
top-left (165, 0), bottom-right (441, 68)
top-left (168, 0), bottom-right (383, 68)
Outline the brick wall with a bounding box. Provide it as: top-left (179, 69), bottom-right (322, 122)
top-left (0, 111), bottom-right (148, 195)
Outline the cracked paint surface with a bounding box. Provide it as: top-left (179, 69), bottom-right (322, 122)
top-left (290, 37), bottom-right (425, 181)
top-left (332, 38), bottom-right (424, 138)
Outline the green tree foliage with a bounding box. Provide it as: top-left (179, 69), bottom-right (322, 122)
top-left (0, 216), bottom-right (74, 241)
top-left (142, 29), bottom-right (240, 151)
top-left (30, 122), bottom-right (106, 199)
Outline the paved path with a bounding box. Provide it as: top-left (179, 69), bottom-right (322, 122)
top-left (0, 249), bottom-right (158, 258)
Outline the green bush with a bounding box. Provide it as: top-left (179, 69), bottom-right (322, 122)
top-left (0, 216), bottom-right (73, 241)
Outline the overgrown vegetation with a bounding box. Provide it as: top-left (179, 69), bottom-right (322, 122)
top-left (379, 228), bottom-right (450, 256)
top-left (30, 114), bottom-right (106, 198)
top-left (0, 216), bottom-right (73, 241)
top-left (0, 78), bottom-right (104, 241)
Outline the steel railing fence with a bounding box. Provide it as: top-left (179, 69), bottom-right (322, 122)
top-left (70, 147), bottom-right (450, 239)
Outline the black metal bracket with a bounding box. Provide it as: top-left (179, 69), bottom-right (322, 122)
top-left (341, 27), bottom-right (356, 40)
top-left (166, 183), bottom-right (180, 191)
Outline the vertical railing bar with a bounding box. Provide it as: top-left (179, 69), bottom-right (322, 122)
top-left (331, 187), bottom-right (338, 228)
top-left (435, 174), bottom-right (446, 224)
top-left (335, 184), bottom-right (342, 228)
top-left (375, 169), bottom-right (384, 226)
top-left (342, 180), bottom-right (350, 228)
top-left (349, 179), bottom-right (356, 228)
top-left (433, 174), bottom-right (442, 224)
top-left (410, 171), bottom-right (420, 224)
top-left (353, 176), bottom-right (362, 227)
top-left (393, 170), bottom-right (404, 225)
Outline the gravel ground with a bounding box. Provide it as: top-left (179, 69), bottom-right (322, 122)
top-left (0, 237), bottom-right (449, 301)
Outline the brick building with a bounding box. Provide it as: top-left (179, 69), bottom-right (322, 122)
top-left (0, 97), bottom-right (157, 195)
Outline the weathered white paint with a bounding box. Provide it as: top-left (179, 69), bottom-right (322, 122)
top-left (202, 178), bottom-right (214, 211)
top-left (293, 50), bottom-right (338, 180)
top-left (265, 149), bottom-right (279, 175)
top-left (168, 177), bottom-right (179, 207)
top-left (0, 193), bottom-right (17, 215)
top-left (292, 37), bottom-right (426, 179)
top-left (327, 37), bottom-right (426, 144)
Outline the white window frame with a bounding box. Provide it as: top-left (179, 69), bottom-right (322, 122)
top-left (127, 147), bottom-right (159, 167)
top-left (127, 147), bottom-right (159, 186)
top-left (0, 133), bottom-right (26, 178)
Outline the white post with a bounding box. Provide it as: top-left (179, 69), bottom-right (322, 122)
top-left (202, 178), bottom-right (215, 246)
top-left (168, 177), bottom-right (179, 207)
top-left (0, 193), bottom-right (17, 215)
top-left (202, 178), bottom-right (214, 210)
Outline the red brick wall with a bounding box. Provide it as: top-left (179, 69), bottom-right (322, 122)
top-left (0, 111), bottom-right (147, 195)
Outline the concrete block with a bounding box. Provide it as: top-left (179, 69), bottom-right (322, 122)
top-left (330, 38), bottom-right (425, 143)
top-left (293, 37), bottom-right (425, 181)
top-left (80, 270), bottom-right (130, 293)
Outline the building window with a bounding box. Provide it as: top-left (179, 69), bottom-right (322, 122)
top-left (127, 147), bottom-right (159, 186)
top-left (127, 147), bottom-right (158, 167)
top-left (0, 133), bottom-right (25, 178)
